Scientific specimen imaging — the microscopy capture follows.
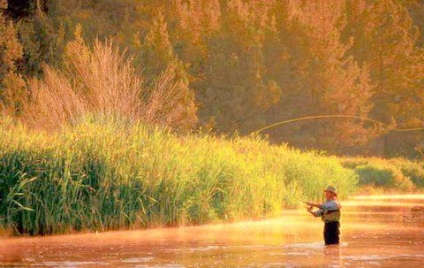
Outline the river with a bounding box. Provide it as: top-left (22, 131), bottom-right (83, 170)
top-left (1, 195), bottom-right (423, 267)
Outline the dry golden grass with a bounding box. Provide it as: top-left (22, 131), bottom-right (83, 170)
top-left (21, 34), bottom-right (196, 131)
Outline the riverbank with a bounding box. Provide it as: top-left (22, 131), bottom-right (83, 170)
top-left (1, 118), bottom-right (357, 236)
top-left (341, 157), bottom-right (424, 193)
top-left (1, 118), bottom-right (423, 236)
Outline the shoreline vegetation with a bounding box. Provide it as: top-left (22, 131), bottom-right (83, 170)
top-left (1, 117), bottom-right (423, 236)
top-left (0, 0), bottom-right (423, 239)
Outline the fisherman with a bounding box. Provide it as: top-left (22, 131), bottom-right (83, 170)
top-left (306, 186), bottom-right (341, 245)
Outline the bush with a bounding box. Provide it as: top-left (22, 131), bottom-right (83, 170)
top-left (389, 158), bottom-right (424, 189)
top-left (21, 30), bottom-right (197, 131)
top-left (342, 156), bottom-right (424, 191)
top-left (355, 164), bottom-right (414, 191)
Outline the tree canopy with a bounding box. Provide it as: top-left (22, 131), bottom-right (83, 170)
top-left (1, 0), bottom-right (423, 157)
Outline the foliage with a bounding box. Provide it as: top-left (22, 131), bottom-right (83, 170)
top-left (343, 0), bottom-right (424, 156)
top-left (389, 158), bottom-right (424, 188)
top-left (197, 2), bottom-right (281, 134)
top-left (266, 1), bottom-right (377, 153)
top-left (1, 0), bottom-right (423, 155)
top-left (0, 13), bottom-right (26, 115)
top-left (0, 118), bottom-right (357, 235)
top-left (355, 165), bottom-right (414, 190)
top-left (141, 12), bottom-right (197, 132)
top-left (342, 157), bottom-right (423, 190)
top-left (20, 30), bottom-right (197, 131)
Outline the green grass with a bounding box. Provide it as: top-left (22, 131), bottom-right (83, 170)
top-left (341, 157), bottom-right (423, 191)
top-left (0, 117), bottom-right (357, 235)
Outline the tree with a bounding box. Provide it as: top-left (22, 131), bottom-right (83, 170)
top-left (196, 0), bottom-right (280, 134)
top-left (403, 0), bottom-right (424, 46)
top-left (0, 13), bottom-right (26, 115)
top-left (263, 0), bottom-right (376, 154)
top-left (344, 0), bottom-right (424, 156)
top-left (301, 1), bottom-right (375, 151)
top-left (170, 0), bottom-right (222, 89)
top-left (141, 12), bottom-right (197, 132)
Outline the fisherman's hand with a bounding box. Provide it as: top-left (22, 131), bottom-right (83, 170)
top-left (305, 201), bottom-right (312, 206)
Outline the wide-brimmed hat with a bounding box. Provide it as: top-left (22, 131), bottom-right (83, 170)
top-left (323, 185), bottom-right (337, 195)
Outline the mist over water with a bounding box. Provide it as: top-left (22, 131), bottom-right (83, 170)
top-left (1, 195), bottom-right (423, 267)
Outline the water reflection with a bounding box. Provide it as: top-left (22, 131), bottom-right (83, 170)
top-left (1, 195), bottom-right (423, 267)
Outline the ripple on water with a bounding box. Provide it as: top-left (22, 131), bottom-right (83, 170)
top-left (284, 242), bottom-right (325, 249)
top-left (131, 264), bottom-right (185, 268)
top-left (185, 245), bottom-right (225, 252)
top-left (284, 242), bottom-right (349, 249)
top-left (42, 261), bottom-right (109, 267)
top-left (122, 257), bottom-right (155, 263)
top-left (284, 252), bottom-right (310, 256)
top-left (342, 255), bottom-right (389, 261)
top-left (342, 253), bottom-right (424, 262)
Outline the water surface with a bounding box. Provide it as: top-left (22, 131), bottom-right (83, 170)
top-left (1, 195), bottom-right (423, 267)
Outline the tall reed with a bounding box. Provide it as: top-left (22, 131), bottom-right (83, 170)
top-left (0, 117), bottom-right (357, 235)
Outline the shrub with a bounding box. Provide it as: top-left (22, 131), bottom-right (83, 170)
top-left (21, 28), bottom-right (197, 131)
top-left (355, 164), bottom-right (414, 191)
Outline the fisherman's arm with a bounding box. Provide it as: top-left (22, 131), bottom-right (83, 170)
top-left (305, 201), bottom-right (322, 208)
top-left (306, 206), bottom-right (323, 217)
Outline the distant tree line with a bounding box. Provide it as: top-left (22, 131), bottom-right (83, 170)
top-left (1, 0), bottom-right (423, 157)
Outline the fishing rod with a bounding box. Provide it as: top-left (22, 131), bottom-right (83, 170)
top-left (294, 197), bottom-right (314, 210)
top-left (252, 114), bottom-right (424, 134)
top-left (294, 196), bottom-right (308, 204)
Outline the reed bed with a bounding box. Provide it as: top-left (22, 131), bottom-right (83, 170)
top-left (341, 157), bottom-right (424, 192)
top-left (0, 117), bottom-right (356, 235)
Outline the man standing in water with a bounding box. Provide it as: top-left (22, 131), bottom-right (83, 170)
top-left (306, 186), bottom-right (341, 245)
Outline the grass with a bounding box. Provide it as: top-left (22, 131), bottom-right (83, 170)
top-left (341, 157), bottom-right (424, 192)
top-left (0, 116), bottom-right (357, 235)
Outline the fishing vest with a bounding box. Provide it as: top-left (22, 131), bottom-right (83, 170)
top-left (321, 201), bottom-right (341, 223)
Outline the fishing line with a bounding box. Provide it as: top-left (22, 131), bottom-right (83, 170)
top-left (252, 114), bottom-right (424, 134)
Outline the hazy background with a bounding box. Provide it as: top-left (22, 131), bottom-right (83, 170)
top-left (1, 0), bottom-right (423, 157)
